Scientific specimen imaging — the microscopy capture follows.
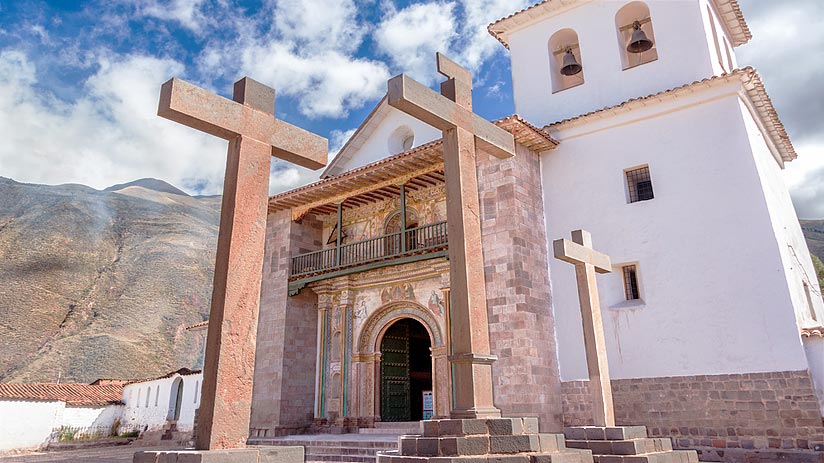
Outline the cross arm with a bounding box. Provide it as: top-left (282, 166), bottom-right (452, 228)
top-left (553, 238), bottom-right (612, 273)
top-left (387, 74), bottom-right (515, 159)
top-left (158, 78), bottom-right (327, 170)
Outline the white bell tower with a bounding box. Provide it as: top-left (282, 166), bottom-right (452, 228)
top-left (489, 0), bottom-right (751, 125)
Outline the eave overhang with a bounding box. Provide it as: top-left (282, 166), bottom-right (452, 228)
top-left (269, 115), bottom-right (557, 220)
top-left (543, 67), bottom-right (796, 165)
top-left (487, 0), bottom-right (751, 50)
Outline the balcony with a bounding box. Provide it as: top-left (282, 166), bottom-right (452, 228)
top-left (289, 221), bottom-right (448, 292)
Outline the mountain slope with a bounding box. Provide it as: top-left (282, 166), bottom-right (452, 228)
top-left (0, 177), bottom-right (219, 383)
top-left (104, 178), bottom-right (189, 197)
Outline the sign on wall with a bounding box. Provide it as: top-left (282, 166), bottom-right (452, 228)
top-left (422, 390), bottom-right (433, 420)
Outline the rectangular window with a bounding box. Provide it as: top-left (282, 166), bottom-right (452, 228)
top-left (622, 265), bottom-right (640, 300)
top-left (626, 166), bottom-right (654, 203)
top-left (155, 385), bottom-right (160, 407)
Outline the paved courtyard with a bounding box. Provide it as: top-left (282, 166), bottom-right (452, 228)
top-left (0, 446), bottom-right (163, 463)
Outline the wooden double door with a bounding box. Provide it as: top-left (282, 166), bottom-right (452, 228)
top-left (380, 318), bottom-right (432, 422)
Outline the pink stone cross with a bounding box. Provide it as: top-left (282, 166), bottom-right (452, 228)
top-left (157, 77), bottom-right (327, 449)
top-left (553, 229), bottom-right (615, 427)
top-left (388, 53), bottom-right (515, 420)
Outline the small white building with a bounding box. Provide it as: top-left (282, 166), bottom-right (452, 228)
top-left (0, 383), bottom-right (124, 452)
top-left (120, 368), bottom-right (202, 433)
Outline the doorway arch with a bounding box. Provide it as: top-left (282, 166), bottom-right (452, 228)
top-left (167, 377), bottom-right (184, 421)
top-left (355, 301), bottom-right (448, 424)
top-left (379, 318), bottom-right (432, 421)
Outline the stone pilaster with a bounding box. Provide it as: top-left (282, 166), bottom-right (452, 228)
top-left (249, 211), bottom-right (322, 437)
top-left (477, 144), bottom-right (564, 431)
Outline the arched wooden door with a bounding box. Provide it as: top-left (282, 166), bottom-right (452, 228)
top-left (380, 318), bottom-right (432, 422)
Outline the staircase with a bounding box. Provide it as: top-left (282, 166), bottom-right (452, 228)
top-left (251, 433), bottom-right (400, 463)
top-left (563, 426), bottom-right (699, 463)
top-left (358, 422), bottom-right (420, 435)
top-left (134, 421), bottom-right (193, 447)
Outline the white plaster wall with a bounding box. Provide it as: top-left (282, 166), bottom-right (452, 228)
top-left (0, 400), bottom-right (63, 451)
top-left (803, 336), bottom-right (824, 414)
top-left (333, 107), bottom-right (440, 174)
top-left (61, 405), bottom-right (123, 429)
top-left (121, 373), bottom-right (202, 432)
top-left (507, 0), bottom-right (737, 126)
top-left (739, 98), bottom-right (824, 326)
top-left (542, 87), bottom-right (809, 381)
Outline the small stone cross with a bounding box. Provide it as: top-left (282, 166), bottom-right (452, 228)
top-left (157, 77), bottom-right (327, 449)
top-left (387, 53), bottom-right (515, 419)
top-left (553, 229), bottom-right (615, 427)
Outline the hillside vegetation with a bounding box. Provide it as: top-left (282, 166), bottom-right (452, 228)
top-left (0, 177), bottom-right (219, 383)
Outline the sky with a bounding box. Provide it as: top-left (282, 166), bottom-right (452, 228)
top-left (0, 0), bottom-right (822, 217)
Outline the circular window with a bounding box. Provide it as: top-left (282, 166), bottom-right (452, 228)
top-left (388, 125), bottom-right (415, 154)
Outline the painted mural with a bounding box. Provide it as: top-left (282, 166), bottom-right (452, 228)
top-left (320, 185), bottom-right (446, 249)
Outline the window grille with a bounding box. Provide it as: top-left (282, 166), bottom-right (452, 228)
top-left (626, 166), bottom-right (654, 203)
top-left (622, 265), bottom-right (640, 300)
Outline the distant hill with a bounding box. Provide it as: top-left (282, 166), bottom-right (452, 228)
top-left (800, 220), bottom-right (824, 290)
top-left (0, 177), bottom-right (219, 383)
top-left (104, 178), bottom-right (189, 197)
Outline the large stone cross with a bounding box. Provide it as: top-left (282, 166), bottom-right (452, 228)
top-left (158, 77), bottom-right (327, 449)
top-left (388, 53), bottom-right (515, 419)
top-left (553, 229), bottom-right (615, 427)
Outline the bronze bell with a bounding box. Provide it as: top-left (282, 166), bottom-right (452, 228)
top-left (627, 21), bottom-right (653, 53)
top-left (560, 48), bottom-right (582, 76)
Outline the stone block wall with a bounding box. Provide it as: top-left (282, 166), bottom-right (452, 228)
top-left (250, 210), bottom-right (322, 437)
top-left (562, 370), bottom-right (824, 451)
top-left (477, 144), bottom-right (564, 432)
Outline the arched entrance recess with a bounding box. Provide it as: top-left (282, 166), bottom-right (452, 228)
top-left (380, 318), bottom-right (431, 421)
top-left (354, 302), bottom-right (449, 424)
top-left (167, 377), bottom-right (184, 421)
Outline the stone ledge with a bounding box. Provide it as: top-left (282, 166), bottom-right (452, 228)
top-left (133, 446), bottom-right (303, 463)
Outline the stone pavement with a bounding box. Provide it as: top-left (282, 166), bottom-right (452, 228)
top-left (0, 446), bottom-right (159, 463)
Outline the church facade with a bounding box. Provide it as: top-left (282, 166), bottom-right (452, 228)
top-left (248, 0), bottom-right (824, 454)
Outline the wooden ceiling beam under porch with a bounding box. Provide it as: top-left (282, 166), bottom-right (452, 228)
top-left (268, 115), bottom-right (558, 221)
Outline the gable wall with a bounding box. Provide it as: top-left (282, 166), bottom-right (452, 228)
top-left (328, 109), bottom-right (440, 177)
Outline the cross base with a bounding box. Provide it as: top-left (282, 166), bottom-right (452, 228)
top-left (563, 426), bottom-right (699, 463)
top-left (377, 418), bottom-right (593, 463)
top-left (133, 446), bottom-right (303, 463)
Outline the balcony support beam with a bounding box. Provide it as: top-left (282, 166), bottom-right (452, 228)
top-left (335, 202), bottom-right (343, 267)
top-left (400, 184), bottom-right (408, 254)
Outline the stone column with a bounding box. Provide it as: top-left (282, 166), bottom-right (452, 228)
top-left (431, 345), bottom-right (451, 419)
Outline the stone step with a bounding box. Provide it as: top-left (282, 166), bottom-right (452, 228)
top-left (253, 438), bottom-right (396, 449)
top-left (564, 427), bottom-right (649, 441)
top-left (376, 449), bottom-right (593, 463)
top-left (307, 455), bottom-right (376, 463)
top-left (253, 435), bottom-right (397, 463)
top-left (593, 450), bottom-right (698, 463)
top-left (566, 438), bottom-right (673, 455)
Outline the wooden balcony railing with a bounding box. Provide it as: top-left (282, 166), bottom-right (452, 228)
top-left (290, 221), bottom-right (448, 279)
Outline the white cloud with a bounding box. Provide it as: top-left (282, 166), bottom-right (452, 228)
top-left (372, 0), bottom-right (530, 85)
top-left (273, 0), bottom-right (365, 54)
top-left (374, 2), bottom-right (458, 84)
top-left (194, 0), bottom-right (389, 120)
top-left (0, 50), bottom-right (230, 195)
top-left (140, 0), bottom-right (211, 33)
top-left (456, 0), bottom-right (531, 71)
top-left (236, 43), bottom-right (390, 119)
